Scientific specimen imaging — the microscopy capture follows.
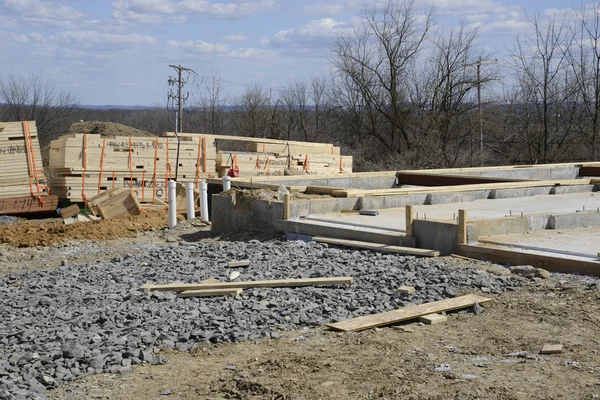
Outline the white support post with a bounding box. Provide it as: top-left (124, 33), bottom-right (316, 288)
top-left (168, 179), bottom-right (177, 228)
top-left (200, 182), bottom-right (209, 222)
top-left (222, 175), bottom-right (231, 192)
top-left (185, 181), bottom-right (195, 220)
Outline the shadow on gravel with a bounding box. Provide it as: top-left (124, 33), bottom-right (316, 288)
top-left (179, 230), bottom-right (214, 242)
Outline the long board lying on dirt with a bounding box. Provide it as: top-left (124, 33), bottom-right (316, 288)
top-left (312, 236), bottom-right (439, 257)
top-left (326, 294), bottom-right (492, 332)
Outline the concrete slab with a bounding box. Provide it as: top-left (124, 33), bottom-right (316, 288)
top-left (308, 192), bottom-right (600, 231)
top-left (480, 227), bottom-right (600, 259)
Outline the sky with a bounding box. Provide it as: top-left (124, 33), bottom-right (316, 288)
top-left (0, 0), bottom-right (580, 106)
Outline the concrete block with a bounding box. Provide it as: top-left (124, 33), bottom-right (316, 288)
top-left (284, 220), bottom-right (415, 247)
top-left (413, 220), bottom-right (457, 255)
top-left (490, 187), bottom-right (550, 199)
top-left (549, 212), bottom-right (600, 229)
top-left (551, 185), bottom-right (594, 195)
top-left (426, 190), bottom-right (490, 205)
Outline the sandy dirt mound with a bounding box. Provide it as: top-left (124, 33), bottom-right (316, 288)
top-left (0, 211), bottom-right (169, 247)
top-left (67, 121), bottom-right (156, 137)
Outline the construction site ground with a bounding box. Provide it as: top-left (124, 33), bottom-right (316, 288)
top-left (51, 285), bottom-right (600, 400)
top-left (1, 213), bottom-right (599, 400)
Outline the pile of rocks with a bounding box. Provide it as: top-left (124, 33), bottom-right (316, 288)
top-left (1, 239), bottom-right (528, 399)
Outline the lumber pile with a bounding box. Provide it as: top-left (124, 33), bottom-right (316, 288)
top-left (0, 121), bottom-right (58, 214)
top-left (48, 131), bottom-right (353, 202)
top-left (48, 133), bottom-right (217, 203)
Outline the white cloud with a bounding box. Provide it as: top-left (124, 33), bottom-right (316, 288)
top-left (111, 0), bottom-right (275, 23)
top-left (3, 0), bottom-right (85, 20)
top-left (0, 15), bottom-right (17, 28)
top-left (0, 30), bottom-right (29, 43)
top-left (267, 18), bottom-right (349, 49)
top-left (56, 31), bottom-right (156, 49)
top-left (221, 34), bottom-right (247, 42)
top-left (168, 39), bottom-right (230, 54)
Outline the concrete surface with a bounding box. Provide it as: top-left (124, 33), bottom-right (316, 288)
top-left (480, 227), bottom-right (600, 259)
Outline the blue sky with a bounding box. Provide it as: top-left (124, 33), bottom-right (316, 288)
top-left (0, 0), bottom-right (580, 105)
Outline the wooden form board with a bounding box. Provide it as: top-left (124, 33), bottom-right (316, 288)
top-left (331, 179), bottom-right (593, 198)
top-left (0, 121), bottom-right (50, 201)
top-left (312, 236), bottom-right (439, 257)
top-left (0, 195), bottom-right (58, 215)
top-left (140, 276), bottom-right (353, 293)
top-left (326, 294), bottom-right (492, 331)
top-left (85, 188), bottom-right (141, 219)
top-left (395, 171), bottom-right (533, 186)
top-left (458, 243), bottom-right (600, 277)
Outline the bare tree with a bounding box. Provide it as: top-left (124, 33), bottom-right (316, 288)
top-left (507, 12), bottom-right (575, 163)
top-left (567, 2), bottom-right (600, 160)
top-left (231, 84), bottom-right (271, 138)
top-left (192, 70), bottom-right (227, 135)
top-left (331, 0), bottom-right (434, 153)
top-left (0, 73), bottom-right (78, 144)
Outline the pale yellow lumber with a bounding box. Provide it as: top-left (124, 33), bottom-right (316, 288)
top-left (419, 313), bottom-right (448, 325)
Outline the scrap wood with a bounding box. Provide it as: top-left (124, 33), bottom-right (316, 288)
top-left (227, 259), bottom-right (250, 268)
top-left (140, 276), bottom-right (353, 294)
top-left (59, 204), bottom-right (80, 219)
top-left (312, 236), bottom-right (439, 257)
top-left (326, 294), bottom-right (492, 332)
top-left (180, 288), bottom-right (242, 298)
top-left (419, 313), bottom-right (448, 325)
top-left (540, 344), bottom-right (563, 354)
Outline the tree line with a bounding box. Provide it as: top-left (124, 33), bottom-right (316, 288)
top-left (2, 0), bottom-right (600, 171)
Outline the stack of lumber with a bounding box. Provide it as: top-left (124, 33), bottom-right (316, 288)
top-left (165, 132), bottom-right (353, 176)
top-left (0, 121), bottom-right (58, 214)
top-left (48, 134), bottom-right (217, 202)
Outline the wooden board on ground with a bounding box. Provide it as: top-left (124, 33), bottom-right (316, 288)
top-left (60, 204), bottom-right (80, 219)
top-left (140, 276), bottom-right (353, 293)
top-left (96, 189), bottom-right (141, 219)
top-left (180, 288), bottom-right (242, 298)
top-left (540, 344), bottom-right (563, 354)
top-left (326, 294), bottom-right (492, 332)
top-left (227, 259), bottom-right (250, 268)
top-left (312, 236), bottom-right (439, 257)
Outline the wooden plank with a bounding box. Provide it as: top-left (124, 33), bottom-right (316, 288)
top-left (312, 236), bottom-right (439, 257)
top-left (227, 259), bottom-right (250, 268)
top-left (0, 195), bottom-right (59, 215)
top-left (140, 276), bottom-right (353, 293)
top-left (304, 186), bottom-right (347, 195)
top-left (180, 288), bottom-right (242, 298)
top-left (578, 166), bottom-right (600, 176)
top-left (405, 205), bottom-right (414, 237)
top-left (540, 344), bottom-right (563, 354)
top-left (397, 285), bottom-right (415, 294)
top-left (458, 244), bottom-right (600, 277)
top-left (283, 193), bottom-right (290, 220)
top-left (60, 204), bottom-right (80, 219)
top-left (332, 179), bottom-right (593, 198)
top-left (458, 209), bottom-right (467, 245)
top-left (327, 294), bottom-right (492, 331)
top-left (97, 189), bottom-right (142, 219)
top-left (396, 171), bottom-right (533, 186)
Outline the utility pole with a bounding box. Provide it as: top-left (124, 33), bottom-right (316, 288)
top-left (467, 58), bottom-right (498, 155)
top-left (167, 64), bottom-right (196, 180)
top-left (167, 64), bottom-right (196, 133)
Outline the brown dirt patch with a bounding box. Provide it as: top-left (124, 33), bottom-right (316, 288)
top-left (49, 285), bottom-right (600, 400)
top-left (66, 121), bottom-right (156, 137)
top-left (0, 211), bottom-right (170, 247)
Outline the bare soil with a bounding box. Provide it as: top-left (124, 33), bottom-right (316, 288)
top-left (48, 284), bottom-right (600, 400)
top-left (67, 121), bottom-right (156, 138)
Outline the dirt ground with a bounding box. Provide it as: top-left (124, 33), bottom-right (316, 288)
top-left (66, 121), bottom-right (156, 137)
top-left (0, 212), bottom-right (210, 274)
top-left (48, 284), bottom-right (600, 400)
top-left (2, 213), bottom-right (600, 400)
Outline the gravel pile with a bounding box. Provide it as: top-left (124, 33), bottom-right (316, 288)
top-left (1, 239), bottom-right (528, 399)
